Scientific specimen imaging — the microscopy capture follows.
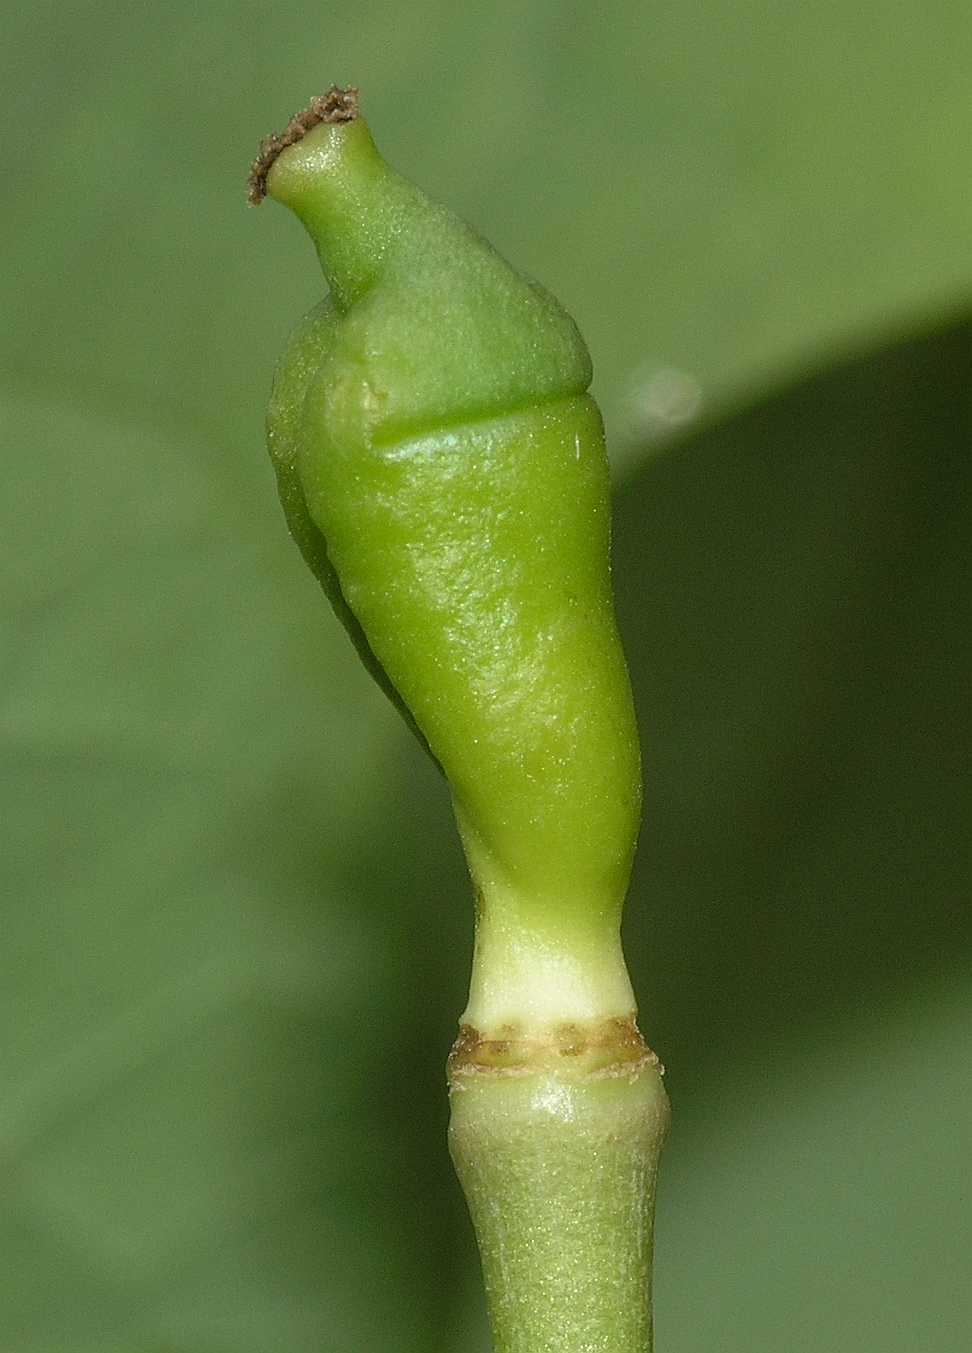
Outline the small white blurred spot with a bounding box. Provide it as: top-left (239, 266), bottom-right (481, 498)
top-left (619, 363), bottom-right (704, 445)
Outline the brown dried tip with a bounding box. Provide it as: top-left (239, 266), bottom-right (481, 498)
top-left (247, 86), bottom-right (360, 205)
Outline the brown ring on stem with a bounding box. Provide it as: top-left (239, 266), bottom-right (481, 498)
top-left (448, 1016), bottom-right (663, 1081)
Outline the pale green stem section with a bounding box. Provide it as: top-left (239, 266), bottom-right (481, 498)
top-left (449, 1059), bottom-right (669, 1353)
top-left (455, 807), bottom-right (637, 1030)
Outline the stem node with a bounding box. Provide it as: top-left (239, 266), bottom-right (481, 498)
top-left (449, 1021), bottom-right (669, 1353)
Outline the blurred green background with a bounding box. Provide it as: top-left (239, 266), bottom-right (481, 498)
top-left (2, 3), bottom-right (970, 1350)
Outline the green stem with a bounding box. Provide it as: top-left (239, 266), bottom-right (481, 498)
top-left (449, 1026), bottom-right (669, 1353)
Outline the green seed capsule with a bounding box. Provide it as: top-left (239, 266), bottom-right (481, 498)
top-left (252, 89), bottom-right (642, 1035)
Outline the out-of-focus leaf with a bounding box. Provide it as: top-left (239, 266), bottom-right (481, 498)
top-left (1, 385), bottom-right (473, 1351)
top-left (615, 316), bottom-right (972, 1352)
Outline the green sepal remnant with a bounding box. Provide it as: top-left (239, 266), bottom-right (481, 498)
top-left (257, 89), bottom-right (642, 1031)
top-left (256, 89), bottom-right (668, 1353)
